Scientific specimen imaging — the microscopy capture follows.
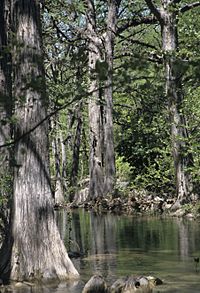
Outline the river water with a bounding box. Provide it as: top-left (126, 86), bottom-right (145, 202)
top-left (5, 209), bottom-right (200, 292)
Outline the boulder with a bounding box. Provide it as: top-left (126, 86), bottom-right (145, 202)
top-left (110, 276), bottom-right (128, 293)
top-left (82, 274), bottom-right (108, 293)
top-left (83, 275), bottom-right (162, 293)
top-left (111, 275), bottom-right (157, 293)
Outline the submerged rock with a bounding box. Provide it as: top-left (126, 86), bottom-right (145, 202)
top-left (110, 276), bottom-right (128, 293)
top-left (82, 274), bottom-right (108, 293)
top-left (116, 275), bottom-right (153, 293)
top-left (146, 275), bottom-right (163, 286)
top-left (83, 274), bottom-right (163, 293)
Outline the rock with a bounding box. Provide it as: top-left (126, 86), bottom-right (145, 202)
top-left (82, 274), bottom-right (108, 293)
top-left (154, 196), bottom-right (164, 202)
top-left (186, 213), bottom-right (195, 219)
top-left (124, 276), bottom-right (153, 292)
top-left (110, 276), bottom-right (127, 293)
top-left (146, 275), bottom-right (163, 286)
top-left (111, 275), bottom-right (154, 293)
top-left (163, 203), bottom-right (173, 210)
top-left (83, 275), bottom-right (163, 293)
top-left (171, 208), bottom-right (186, 217)
top-left (154, 277), bottom-right (163, 285)
top-left (14, 282), bottom-right (29, 288)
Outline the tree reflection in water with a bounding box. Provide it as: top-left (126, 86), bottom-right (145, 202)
top-left (5, 211), bottom-right (200, 292)
top-left (55, 211), bottom-right (200, 292)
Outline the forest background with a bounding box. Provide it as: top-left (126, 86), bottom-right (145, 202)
top-left (1, 0), bottom-right (200, 236)
top-left (42, 0), bottom-right (200, 206)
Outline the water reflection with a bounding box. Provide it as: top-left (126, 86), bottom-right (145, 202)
top-left (4, 211), bottom-right (200, 293)
top-left (56, 210), bottom-right (200, 292)
top-left (56, 210), bottom-right (118, 282)
top-left (3, 280), bottom-right (84, 293)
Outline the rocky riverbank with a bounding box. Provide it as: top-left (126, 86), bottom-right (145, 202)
top-left (62, 183), bottom-right (200, 219)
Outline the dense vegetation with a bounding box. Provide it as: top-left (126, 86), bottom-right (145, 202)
top-left (42, 0), bottom-right (200, 203)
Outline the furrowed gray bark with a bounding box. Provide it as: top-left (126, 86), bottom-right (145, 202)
top-left (103, 0), bottom-right (117, 195)
top-left (87, 1), bottom-right (104, 199)
top-left (160, 0), bottom-right (192, 204)
top-left (86, 0), bottom-right (118, 199)
top-left (0, 0), bottom-right (79, 282)
top-left (70, 102), bottom-right (83, 188)
top-left (0, 0), bottom-right (13, 281)
top-left (145, 0), bottom-right (193, 204)
top-left (0, 0), bottom-right (13, 233)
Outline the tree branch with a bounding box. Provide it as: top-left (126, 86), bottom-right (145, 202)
top-left (42, 3), bottom-right (84, 43)
top-left (144, 0), bottom-right (163, 24)
top-left (114, 51), bottom-right (162, 64)
top-left (122, 39), bottom-right (158, 50)
top-left (117, 16), bottom-right (157, 34)
top-left (0, 96), bottom-right (80, 149)
top-left (180, 1), bottom-right (200, 13)
top-left (0, 82), bottom-right (112, 149)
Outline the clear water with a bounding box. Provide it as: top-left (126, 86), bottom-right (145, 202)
top-left (62, 210), bottom-right (200, 292)
top-left (6, 209), bottom-right (200, 292)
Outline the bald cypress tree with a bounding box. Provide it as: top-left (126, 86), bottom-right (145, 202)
top-left (145, 0), bottom-right (198, 205)
top-left (0, 0), bottom-right (79, 282)
top-left (0, 0), bottom-right (12, 241)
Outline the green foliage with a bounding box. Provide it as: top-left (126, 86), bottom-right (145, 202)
top-left (133, 146), bottom-right (174, 194)
top-left (184, 86), bottom-right (200, 187)
top-left (43, 0), bottom-right (200, 201)
top-left (182, 201), bottom-right (200, 217)
top-left (178, 6), bottom-right (200, 190)
top-left (113, 30), bottom-right (175, 196)
top-left (0, 171), bottom-right (12, 202)
top-left (0, 169), bottom-right (12, 236)
top-left (116, 156), bottom-right (133, 182)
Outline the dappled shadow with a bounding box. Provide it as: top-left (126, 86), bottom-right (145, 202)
top-left (0, 0), bottom-right (56, 283)
top-left (15, 124), bottom-right (52, 194)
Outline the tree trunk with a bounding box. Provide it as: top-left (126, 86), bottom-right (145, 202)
top-left (51, 118), bottom-right (65, 205)
top-left (0, 0), bottom-right (13, 281)
top-left (87, 1), bottom-right (104, 199)
top-left (54, 138), bottom-right (65, 205)
top-left (160, 0), bottom-right (192, 204)
top-left (0, 0), bottom-right (78, 282)
top-left (86, 0), bottom-right (118, 199)
top-left (103, 0), bottom-right (117, 195)
top-left (60, 131), bottom-right (67, 196)
top-left (70, 102), bottom-right (83, 188)
top-left (0, 0), bottom-right (12, 234)
top-left (88, 51), bottom-right (104, 199)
